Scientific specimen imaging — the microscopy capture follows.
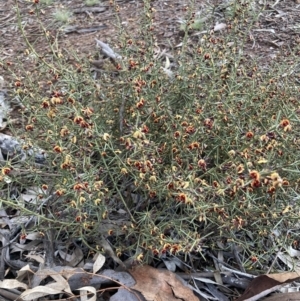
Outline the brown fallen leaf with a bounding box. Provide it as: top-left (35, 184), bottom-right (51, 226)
top-left (236, 272), bottom-right (300, 301)
top-left (263, 292), bottom-right (300, 301)
top-left (267, 272), bottom-right (300, 283)
top-left (129, 265), bottom-right (199, 301)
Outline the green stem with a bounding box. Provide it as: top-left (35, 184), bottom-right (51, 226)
top-left (14, 0), bottom-right (66, 74)
top-left (101, 150), bottom-right (136, 223)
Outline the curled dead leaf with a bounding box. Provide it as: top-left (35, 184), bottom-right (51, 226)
top-left (129, 265), bottom-right (198, 301)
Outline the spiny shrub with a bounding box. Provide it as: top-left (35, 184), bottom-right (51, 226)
top-left (3, 0), bottom-right (300, 268)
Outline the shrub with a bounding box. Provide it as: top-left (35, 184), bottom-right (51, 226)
top-left (40, 0), bottom-right (54, 5)
top-left (53, 8), bottom-right (72, 24)
top-left (85, 0), bottom-right (100, 6)
top-left (3, 0), bottom-right (300, 269)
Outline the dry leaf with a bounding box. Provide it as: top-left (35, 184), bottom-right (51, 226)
top-left (0, 279), bottom-right (28, 290)
top-left (25, 254), bottom-right (45, 264)
top-left (69, 247), bottom-right (84, 267)
top-left (165, 56), bottom-right (170, 69)
top-left (214, 23), bottom-right (227, 31)
top-left (263, 292), bottom-right (300, 300)
top-left (162, 259), bottom-right (176, 272)
top-left (16, 264), bottom-right (35, 282)
top-left (277, 252), bottom-right (300, 271)
top-left (268, 272), bottom-right (300, 282)
top-left (110, 287), bottom-right (143, 301)
top-left (101, 269), bottom-right (136, 287)
top-left (129, 265), bottom-right (198, 301)
top-left (95, 39), bottom-right (122, 60)
top-left (236, 272), bottom-right (300, 301)
top-left (93, 253), bottom-right (106, 274)
top-left (20, 284), bottom-right (66, 301)
top-left (77, 286), bottom-right (96, 301)
top-left (57, 249), bottom-right (74, 262)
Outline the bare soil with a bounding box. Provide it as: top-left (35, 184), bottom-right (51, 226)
top-left (1, 0), bottom-right (300, 89)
